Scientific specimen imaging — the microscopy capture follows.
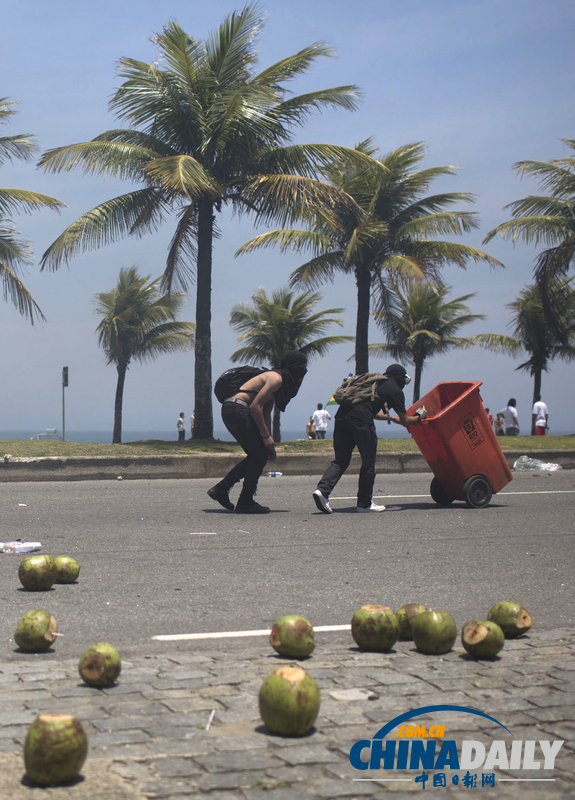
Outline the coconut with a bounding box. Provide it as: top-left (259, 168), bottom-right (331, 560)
top-left (396, 604), bottom-right (431, 640)
top-left (54, 556), bottom-right (80, 584)
top-left (24, 714), bottom-right (88, 786)
top-left (461, 619), bottom-right (505, 659)
top-left (18, 555), bottom-right (57, 591)
top-left (78, 643), bottom-right (121, 687)
top-left (259, 666), bottom-right (320, 737)
top-left (351, 605), bottom-right (398, 652)
top-left (270, 615), bottom-right (315, 659)
top-left (412, 610), bottom-right (457, 655)
top-left (14, 609), bottom-right (58, 652)
top-left (487, 601), bottom-right (532, 638)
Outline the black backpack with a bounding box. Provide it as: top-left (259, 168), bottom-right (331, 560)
top-left (332, 372), bottom-right (389, 405)
top-left (214, 366), bottom-right (266, 403)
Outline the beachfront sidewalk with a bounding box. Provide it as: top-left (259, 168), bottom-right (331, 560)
top-left (0, 627), bottom-right (574, 799)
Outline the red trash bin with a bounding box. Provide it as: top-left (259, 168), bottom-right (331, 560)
top-left (407, 381), bottom-right (512, 508)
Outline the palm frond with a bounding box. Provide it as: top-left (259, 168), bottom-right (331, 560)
top-left (0, 133), bottom-right (37, 165)
top-left (162, 204), bottom-right (198, 292)
top-left (143, 155), bottom-right (221, 199)
top-left (484, 214), bottom-right (574, 247)
top-left (0, 188), bottom-right (66, 216)
top-left (38, 140), bottom-right (157, 181)
top-left (40, 189), bottom-right (165, 271)
top-left (397, 211), bottom-right (479, 239)
top-left (289, 251), bottom-right (348, 287)
top-left (0, 261), bottom-right (46, 324)
top-left (205, 4), bottom-right (263, 84)
top-left (237, 228), bottom-right (335, 256)
top-left (471, 333), bottom-right (522, 354)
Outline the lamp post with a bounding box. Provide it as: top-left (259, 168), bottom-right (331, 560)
top-left (62, 367), bottom-right (68, 442)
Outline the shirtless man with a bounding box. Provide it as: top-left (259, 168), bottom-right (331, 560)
top-left (207, 351), bottom-right (308, 514)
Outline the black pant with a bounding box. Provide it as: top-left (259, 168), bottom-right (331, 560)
top-left (317, 410), bottom-right (377, 508)
top-left (316, 430), bottom-right (326, 439)
top-left (218, 400), bottom-right (268, 504)
top-left (178, 430), bottom-right (185, 441)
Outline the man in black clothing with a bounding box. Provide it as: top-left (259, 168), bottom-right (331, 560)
top-left (313, 364), bottom-right (424, 514)
top-left (208, 351), bottom-right (308, 514)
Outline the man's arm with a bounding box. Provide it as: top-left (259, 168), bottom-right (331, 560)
top-left (250, 372), bottom-right (283, 460)
top-left (389, 410), bottom-right (423, 427)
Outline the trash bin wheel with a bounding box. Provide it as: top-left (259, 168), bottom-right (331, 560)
top-left (430, 477), bottom-right (454, 506)
top-left (463, 475), bottom-right (493, 509)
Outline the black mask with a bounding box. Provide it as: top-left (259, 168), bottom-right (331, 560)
top-left (275, 351), bottom-right (308, 412)
top-left (385, 363), bottom-right (409, 389)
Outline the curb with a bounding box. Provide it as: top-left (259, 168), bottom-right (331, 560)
top-left (0, 449), bottom-right (573, 482)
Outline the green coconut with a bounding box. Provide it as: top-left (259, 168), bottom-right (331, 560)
top-left (487, 601), bottom-right (532, 638)
top-left (270, 614), bottom-right (315, 659)
top-left (18, 555), bottom-right (57, 591)
top-left (54, 556), bottom-right (80, 584)
top-left (259, 666), bottom-right (320, 737)
top-left (24, 714), bottom-right (88, 786)
top-left (461, 619), bottom-right (505, 659)
top-left (78, 643), bottom-right (121, 687)
top-left (14, 609), bottom-right (58, 653)
top-left (396, 604), bottom-right (431, 640)
top-left (412, 610), bottom-right (457, 655)
top-left (351, 604), bottom-right (399, 652)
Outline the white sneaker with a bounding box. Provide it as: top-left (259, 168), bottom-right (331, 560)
top-left (356, 502), bottom-right (386, 512)
top-left (313, 489), bottom-right (333, 514)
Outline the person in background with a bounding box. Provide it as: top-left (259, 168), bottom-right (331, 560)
top-left (207, 350), bottom-right (308, 514)
top-left (306, 416), bottom-right (316, 439)
top-left (500, 398), bottom-right (520, 436)
top-left (485, 407), bottom-right (494, 428)
top-left (532, 395), bottom-right (549, 436)
top-left (177, 412), bottom-right (186, 441)
top-left (312, 364), bottom-right (424, 514)
top-left (312, 402), bottom-right (331, 439)
top-left (494, 413), bottom-right (505, 436)
top-left (190, 411), bottom-right (195, 439)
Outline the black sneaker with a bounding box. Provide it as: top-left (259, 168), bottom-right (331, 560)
top-left (313, 489), bottom-right (333, 514)
top-left (235, 501), bottom-right (271, 514)
top-left (207, 486), bottom-right (234, 511)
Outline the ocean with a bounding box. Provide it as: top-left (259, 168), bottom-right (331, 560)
top-left (0, 426), bottom-right (414, 444)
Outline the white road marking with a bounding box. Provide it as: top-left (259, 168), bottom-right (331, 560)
top-left (330, 490), bottom-right (575, 501)
top-left (152, 623), bottom-right (350, 642)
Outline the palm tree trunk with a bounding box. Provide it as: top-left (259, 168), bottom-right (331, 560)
top-left (193, 199), bottom-right (215, 440)
top-left (532, 368), bottom-right (542, 435)
top-left (273, 407), bottom-right (281, 442)
top-left (113, 361), bottom-right (128, 444)
top-left (355, 268), bottom-right (371, 374)
top-left (412, 358), bottom-right (424, 404)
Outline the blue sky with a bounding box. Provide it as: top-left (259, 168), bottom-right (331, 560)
top-left (2, 0), bottom-right (574, 438)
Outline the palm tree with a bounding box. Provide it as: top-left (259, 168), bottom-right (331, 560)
top-left (505, 281), bottom-right (575, 429)
top-left (38, 6), bottom-right (364, 439)
top-left (369, 280), bottom-right (496, 402)
top-left (238, 141), bottom-right (501, 375)
top-left (95, 266), bottom-right (195, 443)
top-left (483, 139), bottom-right (575, 340)
top-left (0, 99), bottom-right (65, 323)
top-left (229, 286), bottom-right (353, 440)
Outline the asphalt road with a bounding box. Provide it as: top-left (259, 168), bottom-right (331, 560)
top-left (1, 471), bottom-right (574, 661)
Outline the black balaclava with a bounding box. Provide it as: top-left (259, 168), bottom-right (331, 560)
top-left (275, 350), bottom-right (308, 412)
top-left (385, 363), bottom-right (409, 389)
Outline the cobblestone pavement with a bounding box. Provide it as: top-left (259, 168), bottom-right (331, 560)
top-left (0, 627), bottom-right (574, 799)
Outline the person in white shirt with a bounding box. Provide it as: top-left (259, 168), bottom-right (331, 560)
top-left (532, 396), bottom-right (549, 436)
top-left (177, 412), bottom-right (186, 441)
top-left (500, 398), bottom-right (519, 436)
top-left (312, 403), bottom-right (331, 439)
